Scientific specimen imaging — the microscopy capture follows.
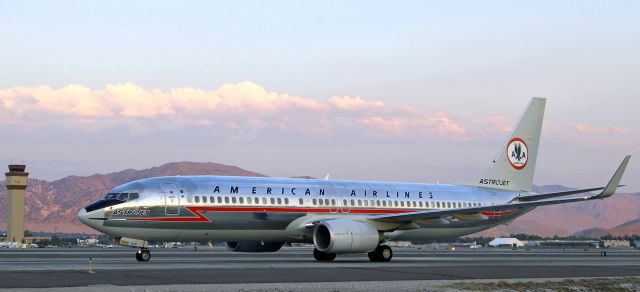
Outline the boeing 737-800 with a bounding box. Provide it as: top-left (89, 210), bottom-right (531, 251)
top-left (78, 97), bottom-right (631, 262)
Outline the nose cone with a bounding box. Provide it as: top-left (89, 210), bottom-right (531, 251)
top-left (77, 208), bottom-right (89, 225)
top-left (77, 208), bottom-right (104, 232)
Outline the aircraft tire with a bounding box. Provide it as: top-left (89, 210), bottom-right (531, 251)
top-left (313, 248), bottom-right (336, 262)
top-left (136, 248), bottom-right (151, 262)
top-left (368, 245), bottom-right (392, 262)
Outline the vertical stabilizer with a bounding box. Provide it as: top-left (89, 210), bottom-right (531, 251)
top-left (465, 97), bottom-right (546, 192)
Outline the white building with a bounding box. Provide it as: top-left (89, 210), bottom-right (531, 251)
top-left (488, 238), bottom-right (523, 247)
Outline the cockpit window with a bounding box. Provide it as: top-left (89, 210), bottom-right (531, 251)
top-left (117, 193), bottom-right (129, 201)
top-left (103, 192), bottom-right (140, 202)
top-left (104, 193), bottom-right (118, 200)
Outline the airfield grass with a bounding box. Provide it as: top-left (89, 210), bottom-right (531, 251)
top-left (439, 277), bottom-right (640, 291)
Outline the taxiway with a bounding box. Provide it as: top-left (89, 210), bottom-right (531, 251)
top-left (0, 246), bottom-right (639, 289)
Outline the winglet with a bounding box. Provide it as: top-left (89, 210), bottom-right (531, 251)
top-left (593, 155), bottom-right (631, 199)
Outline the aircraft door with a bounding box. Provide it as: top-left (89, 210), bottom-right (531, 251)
top-left (162, 183), bottom-right (180, 215)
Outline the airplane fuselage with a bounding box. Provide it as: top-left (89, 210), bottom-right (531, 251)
top-left (80, 175), bottom-right (530, 243)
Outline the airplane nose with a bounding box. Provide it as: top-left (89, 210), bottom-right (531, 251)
top-left (77, 208), bottom-right (104, 232)
top-left (77, 208), bottom-right (89, 224)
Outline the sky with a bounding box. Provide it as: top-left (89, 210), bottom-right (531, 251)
top-left (0, 0), bottom-right (638, 191)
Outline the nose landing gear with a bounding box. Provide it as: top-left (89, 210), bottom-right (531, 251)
top-left (135, 248), bottom-right (151, 262)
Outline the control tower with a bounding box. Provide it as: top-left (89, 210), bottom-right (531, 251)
top-left (5, 164), bottom-right (28, 243)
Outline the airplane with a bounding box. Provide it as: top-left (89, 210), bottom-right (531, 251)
top-left (77, 97), bottom-right (631, 262)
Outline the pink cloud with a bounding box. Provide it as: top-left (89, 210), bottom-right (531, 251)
top-left (328, 96), bottom-right (384, 110)
top-left (0, 82), bottom-right (468, 139)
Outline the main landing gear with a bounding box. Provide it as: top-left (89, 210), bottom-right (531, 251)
top-left (135, 247), bottom-right (151, 262)
top-left (313, 248), bottom-right (336, 262)
top-left (368, 245), bottom-right (393, 262)
top-left (312, 245), bottom-right (393, 262)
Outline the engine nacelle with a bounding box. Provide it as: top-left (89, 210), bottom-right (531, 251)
top-left (225, 241), bottom-right (284, 252)
top-left (313, 219), bottom-right (380, 253)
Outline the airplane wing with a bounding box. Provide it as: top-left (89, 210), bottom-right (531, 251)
top-left (371, 155), bottom-right (631, 223)
top-left (513, 187), bottom-right (608, 202)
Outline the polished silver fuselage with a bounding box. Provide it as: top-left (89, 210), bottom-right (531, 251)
top-left (80, 176), bottom-right (531, 243)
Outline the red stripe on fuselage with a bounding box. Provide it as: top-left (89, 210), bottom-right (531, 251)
top-left (125, 206), bottom-right (516, 222)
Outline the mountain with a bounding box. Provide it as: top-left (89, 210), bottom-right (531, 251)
top-left (574, 218), bottom-right (640, 238)
top-left (0, 162), bottom-right (265, 233)
top-left (1, 163), bottom-right (637, 236)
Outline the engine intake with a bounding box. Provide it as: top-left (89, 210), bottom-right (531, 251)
top-left (313, 219), bottom-right (380, 253)
top-left (225, 241), bottom-right (284, 252)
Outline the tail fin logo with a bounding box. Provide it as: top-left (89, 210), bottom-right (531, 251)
top-left (507, 138), bottom-right (528, 170)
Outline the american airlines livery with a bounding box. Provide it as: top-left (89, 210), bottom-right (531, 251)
top-left (78, 97), bottom-right (631, 262)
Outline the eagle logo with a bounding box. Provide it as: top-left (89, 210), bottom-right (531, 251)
top-left (506, 138), bottom-right (528, 170)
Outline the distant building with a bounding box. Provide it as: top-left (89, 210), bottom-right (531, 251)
top-left (539, 240), bottom-right (599, 249)
top-left (488, 238), bottom-right (523, 247)
top-left (601, 240), bottom-right (630, 248)
top-left (77, 238), bottom-right (99, 247)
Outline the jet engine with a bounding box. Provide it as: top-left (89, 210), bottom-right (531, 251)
top-left (225, 241), bottom-right (284, 252)
top-left (313, 219), bottom-right (380, 253)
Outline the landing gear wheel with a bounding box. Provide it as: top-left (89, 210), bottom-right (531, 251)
top-left (368, 245), bottom-right (392, 262)
top-left (136, 248), bottom-right (151, 262)
top-left (313, 248), bottom-right (336, 262)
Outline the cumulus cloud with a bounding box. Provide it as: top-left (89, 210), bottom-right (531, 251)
top-left (0, 81), bottom-right (467, 138)
top-left (328, 96), bottom-right (384, 110)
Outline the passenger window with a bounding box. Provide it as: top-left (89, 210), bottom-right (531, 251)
top-left (446, 202), bottom-right (451, 208)
top-left (254, 197), bottom-right (259, 204)
top-left (400, 201), bottom-right (404, 207)
top-left (224, 197), bottom-right (229, 204)
top-left (394, 201), bottom-right (398, 207)
top-left (376, 200), bottom-right (381, 207)
top-left (419, 201), bottom-right (423, 208)
top-left (246, 197), bottom-right (251, 204)
top-left (217, 197), bottom-right (222, 204)
top-left (270, 198), bottom-right (275, 204)
top-left (382, 200), bottom-right (387, 207)
top-left (436, 202), bottom-right (440, 208)
top-left (324, 199), bottom-right (330, 205)
top-left (232, 197), bottom-right (237, 204)
top-left (239, 197), bottom-right (244, 204)
top-left (299, 199), bottom-right (304, 205)
top-left (285, 198), bottom-right (289, 205)
top-left (318, 199), bottom-right (323, 205)
top-left (202, 196), bottom-right (207, 203)
top-left (210, 196), bottom-right (214, 203)
top-left (195, 196), bottom-right (200, 203)
top-left (351, 199), bottom-right (355, 206)
top-left (129, 193), bottom-right (139, 201)
top-left (364, 200), bottom-right (369, 207)
top-left (313, 199), bottom-right (318, 205)
top-left (343, 199), bottom-right (348, 206)
top-left (331, 199), bottom-right (336, 206)
top-left (357, 200), bottom-right (362, 206)
top-left (277, 198), bottom-right (282, 205)
top-left (262, 197), bottom-right (267, 204)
